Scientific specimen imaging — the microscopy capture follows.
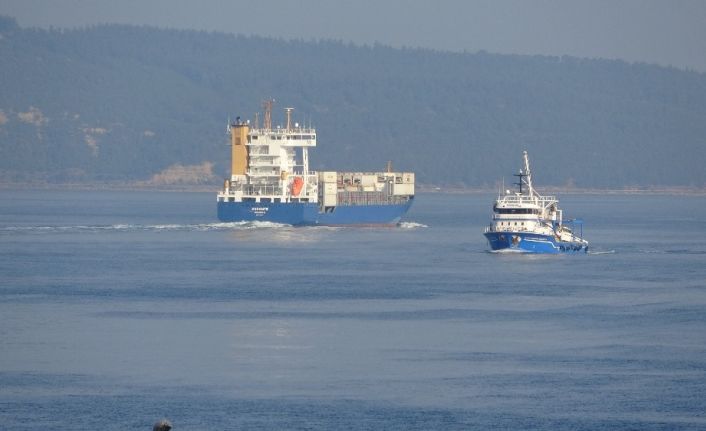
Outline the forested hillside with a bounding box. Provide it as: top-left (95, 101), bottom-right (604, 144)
top-left (1, 15), bottom-right (705, 188)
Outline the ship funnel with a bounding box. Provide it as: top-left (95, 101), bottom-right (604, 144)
top-left (229, 119), bottom-right (249, 177)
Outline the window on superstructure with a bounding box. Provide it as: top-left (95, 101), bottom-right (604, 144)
top-left (494, 208), bottom-right (538, 215)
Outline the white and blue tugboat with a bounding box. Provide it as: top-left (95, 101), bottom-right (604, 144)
top-left (483, 151), bottom-right (588, 253)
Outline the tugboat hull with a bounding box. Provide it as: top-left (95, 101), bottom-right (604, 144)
top-left (484, 231), bottom-right (588, 254)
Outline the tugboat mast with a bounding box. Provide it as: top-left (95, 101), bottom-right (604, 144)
top-left (513, 150), bottom-right (535, 196)
top-left (522, 150), bottom-right (534, 197)
top-left (513, 171), bottom-right (526, 194)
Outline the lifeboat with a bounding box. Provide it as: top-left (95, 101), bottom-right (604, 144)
top-left (291, 177), bottom-right (304, 196)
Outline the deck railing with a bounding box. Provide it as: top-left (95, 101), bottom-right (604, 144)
top-left (497, 194), bottom-right (557, 205)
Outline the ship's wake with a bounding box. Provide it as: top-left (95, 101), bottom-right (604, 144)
top-left (637, 248), bottom-right (706, 255)
top-left (0, 221), bottom-right (292, 234)
top-left (398, 221), bottom-right (428, 229)
top-left (1, 221), bottom-right (431, 234)
top-left (0, 221), bottom-right (429, 234)
top-left (587, 250), bottom-right (616, 255)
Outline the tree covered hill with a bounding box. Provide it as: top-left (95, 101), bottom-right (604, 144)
top-left (1, 15), bottom-right (705, 188)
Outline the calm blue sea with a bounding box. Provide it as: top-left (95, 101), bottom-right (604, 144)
top-left (1, 190), bottom-right (705, 430)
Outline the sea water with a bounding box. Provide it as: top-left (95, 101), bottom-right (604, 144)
top-left (1, 190), bottom-right (705, 430)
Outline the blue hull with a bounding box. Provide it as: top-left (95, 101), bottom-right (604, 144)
top-left (217, 198), bottom-right (413, 226)
top-left (484, 231), bottom-right (588, 254)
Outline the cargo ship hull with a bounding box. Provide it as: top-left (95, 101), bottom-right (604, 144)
top-left (217, 199), bottom-right (413, 226)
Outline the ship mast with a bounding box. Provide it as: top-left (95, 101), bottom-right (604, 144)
top-left (522, 151), bottom-right (535, 197)
top-left (262, 99), bottom-right (274, 130)
top-left (285, 107), bottom-right (293, 130)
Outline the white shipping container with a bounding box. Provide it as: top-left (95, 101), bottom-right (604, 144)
top-left (323, 193), bottom-right (337, 206)
top-left (361, 174), bottom-right (378, 186)
top-left (393, 183), bottom-right (415, 196)
top-left (320, 171), bottom-right (337, 183)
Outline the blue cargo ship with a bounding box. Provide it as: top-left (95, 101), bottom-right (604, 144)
top-left (483, 151), bottom-right (588, 253)
top-left (217, 102), bottom-right (414, 226)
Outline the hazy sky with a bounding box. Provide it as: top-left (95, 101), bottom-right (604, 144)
top-left (2, 0), bottom-right (706, 72)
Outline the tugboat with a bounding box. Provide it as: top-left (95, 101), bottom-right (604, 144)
top-left (483, 151), bottom-right (588, 253)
